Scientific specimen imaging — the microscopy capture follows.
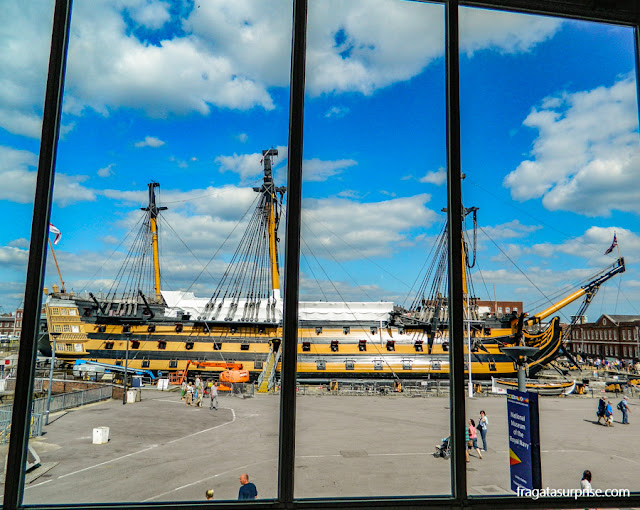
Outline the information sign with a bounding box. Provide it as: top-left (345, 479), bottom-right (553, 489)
top-left (507, 389), bottom-right (541, 492)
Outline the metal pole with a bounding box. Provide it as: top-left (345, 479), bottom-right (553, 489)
top-left (123, 333), bottom-right (130, 405)
top-left (517, 358), bottom-right (526, 392)
top-left (44, 333), bottom-right (58, 425)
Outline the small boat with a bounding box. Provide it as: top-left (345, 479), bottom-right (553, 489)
top-left (492, 377), bottom-right (576, 395)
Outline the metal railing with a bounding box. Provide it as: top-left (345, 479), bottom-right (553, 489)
top-left (0, 413), bottom-right (43, 445)
top-left (227, 382), bottom-right (254, 398)
top-left (266, 349), bottom-right (281, 391)
top-left (0, 384), bottom-right (113, 444)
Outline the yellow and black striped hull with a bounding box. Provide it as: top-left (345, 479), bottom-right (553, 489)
top-left (44, 299), bottom-right (563, 381)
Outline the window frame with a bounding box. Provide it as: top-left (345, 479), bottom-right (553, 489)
top-left (5, 0), bottom-right (640, 509)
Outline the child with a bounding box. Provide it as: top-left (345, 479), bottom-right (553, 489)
top-left (468, 419), bottom-right (483, 459)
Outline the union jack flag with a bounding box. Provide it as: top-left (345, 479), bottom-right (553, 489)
top-left (604, 233), bottom-right (617, 255)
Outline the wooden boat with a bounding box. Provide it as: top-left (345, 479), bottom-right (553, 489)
top-left (492, 377), bottom-right (576, 395)
top-left (41, 149), bottom-right (626, 387)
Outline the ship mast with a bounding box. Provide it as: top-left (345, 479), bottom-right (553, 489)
top-left (141, 182), bottom-right (167, 302)
top-left (254, 149), bottom-right (286, 302)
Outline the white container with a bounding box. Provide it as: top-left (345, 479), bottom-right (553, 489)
top-left (126, 390), bottom-right (137, 403)
top-left (93, 426), bottom-right (109, 444)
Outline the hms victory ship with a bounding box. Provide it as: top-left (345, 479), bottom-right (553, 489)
top-left (41, 149), bottom-right (626, 388)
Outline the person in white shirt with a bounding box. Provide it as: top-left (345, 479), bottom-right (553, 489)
top-left (580, 469), bottom-right (592, 493)
top-left (477, 410), bottom-right (489, 451)
top-left (210, 382), bottom-right (219, 410)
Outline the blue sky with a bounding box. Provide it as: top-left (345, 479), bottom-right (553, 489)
top-left (1, 0), bottom-right (638, 323)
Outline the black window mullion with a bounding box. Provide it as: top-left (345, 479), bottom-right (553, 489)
top-left (279, 0), bottom-right (308, 504)
top-left (2, 0), bottom-right (73, 509)
top-left (445, 0), bottom-right (467, 504)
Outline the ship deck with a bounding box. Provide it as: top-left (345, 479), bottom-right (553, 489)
top-left (3, 387), bottom-right (638, 504)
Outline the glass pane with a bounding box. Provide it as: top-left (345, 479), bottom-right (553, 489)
top-left (297, 0), bottom-right (449, 498)
top-left (25, 0), bottom-right (291, 504)
top-left (0, 0), bottom-right (54, 483)
top-left (460, 6), bottom-right (639, 499)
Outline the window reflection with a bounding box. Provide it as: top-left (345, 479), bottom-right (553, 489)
top-left (460, 6), bottom-right (639, 497)
top-left (297, 0), bottom-right (449, 497)
top-left (23, 0), bottom-right (291, 504)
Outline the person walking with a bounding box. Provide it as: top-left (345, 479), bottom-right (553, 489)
top-left (618, 396), bottom-right (631, 424)
top-left (468, 419), bottom-right (483, 459)
top-left (464, 425), bottom-right (470, 463)
top-left (478, 410), bottom-right (488, 451)
top-left (195, 378), bottom-right (204, 407)
top-left (186, 382), bottom-right (194, 406)
top-left (180, 379), bottom-right (187, 400)
top-left (210, 381), bottom-right (219, 410)
top-left (238, 473), bottom-right (257, 500)
top-left (605, 400), bottom-right (614, 426)
top-left (596, 396), bottom-right (607, 425)
top-left (194, 376), bottom-right (200, 402)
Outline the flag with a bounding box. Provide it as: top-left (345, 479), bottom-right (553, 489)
top-left (49, 223), bottom-right (61, 245)
top-left (604, 233), bottom-right (617, 255)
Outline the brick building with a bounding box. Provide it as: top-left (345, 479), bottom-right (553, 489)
top-left (566, 314), bottom-right (640, 360)
top-left (0, 309), bottom-right (23, 338)
top-left (476, 300), bottom-right (523, 318)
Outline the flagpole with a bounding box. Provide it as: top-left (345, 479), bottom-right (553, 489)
top-left (615, 231), bottom-right (622, 259)
top-left (48, 239), bottom-right (66, 293)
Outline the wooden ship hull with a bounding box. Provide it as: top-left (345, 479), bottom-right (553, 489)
top-left (43, 295), bottom-right (563, 382)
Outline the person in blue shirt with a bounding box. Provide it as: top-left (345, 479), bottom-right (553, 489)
top-left (605, 401), bottom-right (614, 427)
top-left (238, 473), bottom-right (257, 500)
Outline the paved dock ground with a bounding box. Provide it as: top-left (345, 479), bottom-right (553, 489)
top-left (1, 388), bottom-right (638, 505)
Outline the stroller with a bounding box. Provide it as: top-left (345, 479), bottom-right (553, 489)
top-left (433, 436), bottom-right (451, 459)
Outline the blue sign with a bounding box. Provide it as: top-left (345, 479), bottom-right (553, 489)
top-left (507, 389), bottom-right (541, 492)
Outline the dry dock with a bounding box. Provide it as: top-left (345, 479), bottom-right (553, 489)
top-left (1, 388), bottom-right (638, 505)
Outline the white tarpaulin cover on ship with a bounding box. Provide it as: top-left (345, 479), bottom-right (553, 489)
top-left (162, 291), bottom-right (393, 323)
top-left (161, 291), bottom-right (282, 322)
top-left (297, 301), bottom-right (394, 322)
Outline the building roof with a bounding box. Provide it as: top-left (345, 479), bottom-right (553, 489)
top-left (600, 314), bottom-right (640, 325)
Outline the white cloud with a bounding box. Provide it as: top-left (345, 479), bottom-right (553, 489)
top-left (301, 194), bottom-right (439, 260)
top-left (0, 2), bottom-right (52, 137)
top-left (325, 106), bottom-right (350, 119)
top-left (216, 146), bottom-right (287, 183)
top-left (303, 158), bottom-right (357, 182)
top-left (97, 164), bottom-right (115, 177)
top-left (305, 1), bottom-right (561, 96)
top-left (459, 8), bottom-right (561, 56)
top-left (419, 168), bottom-right (446, 186)
top-left (480, 220), bottom-right (542, 241)
top-left (236, 133), bottom-right (248, 143)
top-left (8, 238), bottom-right (29, 249)
top-left (0, 146), bottom-right (97, 206)
top-left (134, 136), bottom-right (165, 148)
top-left (126, 0), bottom-right (171, 30)
top-left (504, 76), bottom-right (640, 216)
top-left (0, 245), bottom-right (28, 269)
top-left (0, 0), bottom-right (563, 137)
top-left (103, 184), bottom-right (258, 222)
top-left (0, 146), bottom-right (38, 203)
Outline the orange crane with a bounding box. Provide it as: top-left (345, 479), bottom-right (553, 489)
top-left (177, 360), bottom-right (247, 389)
